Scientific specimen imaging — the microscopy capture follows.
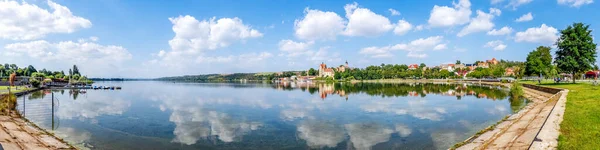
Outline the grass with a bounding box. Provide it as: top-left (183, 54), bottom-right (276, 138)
top-left (520, 80), bottom-right (600, 150)
top-left (0, 86), bottom-right (29, 94)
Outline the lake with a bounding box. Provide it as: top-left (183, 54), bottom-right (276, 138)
top-left (16, 81), bottom-right (525, 150)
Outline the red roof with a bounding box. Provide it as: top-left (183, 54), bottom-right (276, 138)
top-left (408, 64), bottom-right (419, 68)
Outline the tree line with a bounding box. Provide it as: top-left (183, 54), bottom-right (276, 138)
top-left (0, 64), bottom-right (92, 87)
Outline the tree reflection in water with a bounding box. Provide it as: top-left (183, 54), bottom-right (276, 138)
top-left (272, 82), bottom-right (517, 111)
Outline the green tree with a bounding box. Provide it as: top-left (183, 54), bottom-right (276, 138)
top-left (334, 71), bottom-right (341, 80)
top-left (72, 65), bottom-right (80, 75)
top-left (31, 72), bottom-right (46, 79)
top-left (456, 60), bottom-right (461, 65)
top-left (555, 23), bottom-right (597, 83)
top-left (308, 68), bottom-right (317, 76)
top-left (525, 46), bottom-right (553, 77)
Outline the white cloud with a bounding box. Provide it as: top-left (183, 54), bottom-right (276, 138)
top-left (4, 39), bottom-right (131, 62)
top-left (515, 24), bottom-right (559, 44)
top-left (407, 52), bottom-right (428, 58)
top-left (3, 38), bottom-right (133, 77)
top-left (558, 0), bottom-right (594, 7)
top-left (428, 0), bottom-right (472, 27)
top-left (278, 40), bottom-right (340, 63)
top-left (294, 8), bottom-right (345, 41)
top-left (342, 3), bottom-right (394, 37)
top-left (89, 36), bottom-right (99, 42)
top-left (388, 8), bottom-right (401, 16)
top-left (395, 36), bottom-right (445, 52)
top-left (515, 12), bottom-right (533, 22)
top-left (360, 36), bottom-right (444, 58)
top-left (168, 15), bottom-right (262, 53)
top-left (415, 25), bottom-right (425, 31)
top-left (487, 26), bottom-right (513, 35)
top-left (484, 40), bottom-right (507, 51)
top-left (491, 0), bottom-right (505, 4)
top-left (457, 9), bottom-right (500, 37)
top-left (507, 0), bottom-right (533, 9)
top-left (278, 40), bottom-right (314, 57)
top-left (150, 15), bottom-right (266, 71)
top-left (489, 8), bottom-right (502, 16)
top-left (0, 0), bottom-right (92, 40)
top-left (393, 20), bottom-right (413, 35)
top-left (434, 44), bottom-right (448, 50)
top-left (359, 46), bottom-right (397, 58)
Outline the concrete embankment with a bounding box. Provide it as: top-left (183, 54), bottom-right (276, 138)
top-left (456, 84), bottom-right (568, 150)
top-left (0, 89), bottom-right (75, 150)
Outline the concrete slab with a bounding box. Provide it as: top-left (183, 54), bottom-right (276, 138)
top-left (39, 135), bottom-right (70, 149)
top-left (0, 142), bottom-right (22, 150)
top-left (10, 131), bottom-right (39, 144)
top-left (456, 86), bottom-right (567, 150)
top-left (0, 122), bottom-right (20, 131)
top-left (0, 129), bottom-right (13, 142)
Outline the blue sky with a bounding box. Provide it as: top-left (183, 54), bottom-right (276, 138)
top-left (0, 0), bottom-right (598, 78)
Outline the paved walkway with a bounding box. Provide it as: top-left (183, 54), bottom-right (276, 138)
top-left (458, 86), bottom-right (563, 150)
top-left (0, 114), bottom-right (72, 150)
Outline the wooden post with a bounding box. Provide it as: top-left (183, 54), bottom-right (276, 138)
top-left (52, 92), bottom-right (54, 130)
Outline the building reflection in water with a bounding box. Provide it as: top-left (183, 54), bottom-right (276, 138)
top-left (272, 82), bottom-right (509, 101)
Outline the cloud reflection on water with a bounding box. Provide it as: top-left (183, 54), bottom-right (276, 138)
top-left (296, 120), bottom-right (346, 148)
top-left (345, 123), bottom-right (395, 150)
top-left (170, 109), bottom-right (261, 144)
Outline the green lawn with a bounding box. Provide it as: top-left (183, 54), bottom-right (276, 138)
top-left (0, 86), bottom-right (29, 94)
top-left (520, 80), bottom-right (600, 150)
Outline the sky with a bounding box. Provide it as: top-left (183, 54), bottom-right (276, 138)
top-left (0, 0), bottom-right (599, 78)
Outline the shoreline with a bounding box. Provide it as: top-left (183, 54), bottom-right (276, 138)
top-left (454, 84), bottom-right (567, 150)
top-left (0, 88), bottom-right (76, 150)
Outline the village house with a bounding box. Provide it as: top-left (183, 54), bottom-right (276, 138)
top-left (440, 64), bottom-right (455, 72)
top-left (336, 61), bottom-right (351, 72)
top-left (408, 64), bottom-right (419, 70)
top-left (486, 58), bottom-right (499, 65)
top-left (505, 68), bottom-right (515, 76)
top-left (477, 62), bottom-right (489, 68)
top-left (465, 64), bottom-right (476, 71)
top-left (319, 62), bottom-right (335, 77)
top-left (584, 70), bottom-right (600, 79)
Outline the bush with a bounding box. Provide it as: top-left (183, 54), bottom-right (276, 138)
top-left (0, 93), bottom-right (17, 115)
top-left (30, 78), bottom-right (41, 88)
top-left (509, 82), bottom-right (523, 99)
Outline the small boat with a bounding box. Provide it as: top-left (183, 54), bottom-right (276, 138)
top-left (115, 87), bottom-right (122, 90)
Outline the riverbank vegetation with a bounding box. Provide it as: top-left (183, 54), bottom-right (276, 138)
top-left (0, 64), bottom-right (93, 87)
top-left (0, 93), bottom-right (16, 115)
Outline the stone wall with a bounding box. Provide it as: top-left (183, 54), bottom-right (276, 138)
top-left (522, 84), bottom-right (562, 94)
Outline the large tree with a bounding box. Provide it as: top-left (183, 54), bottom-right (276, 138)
top-left (72, 65), bottom-right (80, 75)
top-left (525, 46), bottom-right (553, 77)
top-left (555, 23), bottom-right (597, 83)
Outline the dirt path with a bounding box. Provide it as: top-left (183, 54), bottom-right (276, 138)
top-left (0, 114), bottom-right (73, 150)
top-left (457, 86), bottom-right (564, 150)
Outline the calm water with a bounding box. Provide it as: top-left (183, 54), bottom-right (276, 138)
top-left (16, 81), bottom-right (524, 150)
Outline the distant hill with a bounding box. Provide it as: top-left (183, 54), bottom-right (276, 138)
top-left (157, 73), bottom-right (264, 81)
top-left (156, 71), bottom-right (304, 81)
